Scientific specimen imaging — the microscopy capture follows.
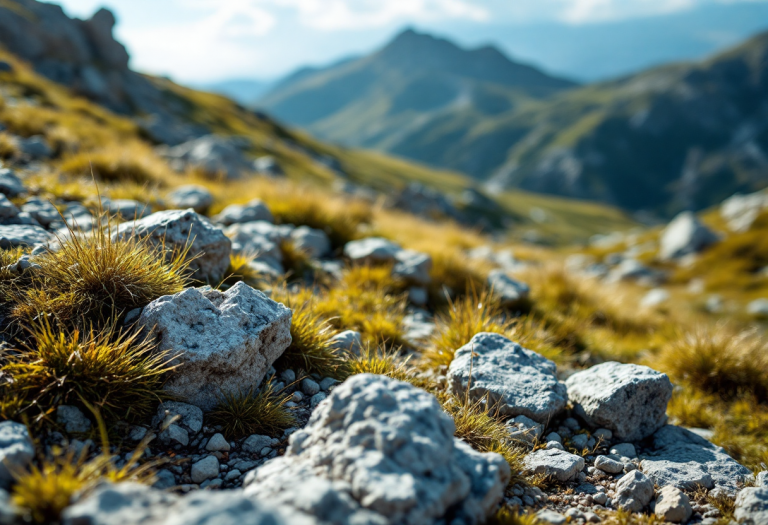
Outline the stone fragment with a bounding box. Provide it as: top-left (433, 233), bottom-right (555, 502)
top-left (392, 250), bottom-right (432, 286)
top-left (214, 199), bottom-right (273, 226)
top-left (205, 433), bottom-right (230, 452)
top-left (487, 270), bottom-right (530, 308)
top-left (244, 374), bottom-right (510, 524)
top-left (329, 330), bottom-right (364, 355)
top-left (139, 282), bottom-right (292, 410)
top-left (191, 456), bottom-right (219, 484)
top-left (523, 449), bottom-right (585, 482)
top-left (0, 422), bottom-right (34, 489)
top-left (659, 211), bottom-right (719, 260)
top-left (242, 434), bottom-right (272, 455)
top-left (640, 425), bottom-right (751, 492)
top-left (289, 226), bottom-right (330, 258)
top-left (0, 195), bottom-right (18, 219)
top-left (537, 510), bottom-right (567, 525)
top-left (56, 405), bottom-right (91, 433)
top-left (104, 198), bottom-right (152, 220)
top-left (152, 401), bottom-right (204, 434)
top-left (343, 237), bottom-right (401, 264)
top-left (448, 333), bottom-right (567, 423)
top-left (166, 185), bottom-right (213, 213)
top-left (654, 485), bottom-right (693, 523)
top-left (565, 362), bottom-right (673, 441)
top-left (0, 224), bottom-right (53, 249)
top-left (301, 378), bottom-right (320, 396)
top-left (115, 209), bottom-right (231, 282)
top-left (0, 169), bottom-right (24, 198)
top-left (611, 443), bottom-right (637, 458)
top-left (594, 455), bottom-right (624, 474)
top-left (614, 471), bottom-right (654, 512)
top-left (735, 486), bottom-right (768, 525)
top-left (747, 299), bottom-right (768, 318)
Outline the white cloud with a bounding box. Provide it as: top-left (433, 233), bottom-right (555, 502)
top-left (268, 0), bottom-right (489, 30)
top-left (557, 0), bottom-right (697, 23)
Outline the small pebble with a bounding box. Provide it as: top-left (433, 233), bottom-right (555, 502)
top-left (302, 378), bottom-right (320, 396)
top-left (280, 369), bottom-right (296, 383)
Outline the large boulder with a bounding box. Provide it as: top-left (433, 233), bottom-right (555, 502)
top-left (139, 282), bottom-right (291, 410)
top-left (0, 422), bottom-right (34, 489)
top-left (448, 333), bottom-right (567, 424)
top-left (61, 482), bottom-right (311, 525)
top-left (659, 212), bottom-right (719, 260)
top-left (244, 374), bottom-right (510, 525)
top-left (0, 224), bottom-right (53, 249)
top-left (114, 209), bottom-right (231, 283)
top-left (735, 486), bottom-right (768, 525)
top-left (565, 362), bottom-right (672, 442)
top-left (640, 425), bottom-right (751, 492)
top-left (166, 185), bottom-right (213, 213)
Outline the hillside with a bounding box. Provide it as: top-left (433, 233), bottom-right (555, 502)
top-left (258, 29), bottom-right (577, 177)
top-left (260, 28), bottom-right (768, 218)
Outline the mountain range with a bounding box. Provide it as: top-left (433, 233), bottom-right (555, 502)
top-left (257, 28), bottom-right (768, 217)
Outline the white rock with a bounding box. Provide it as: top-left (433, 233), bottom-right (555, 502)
top-left (244, 374), bottom-right (510, 525)
top-left (56, 405), bottom-right (91, 433)
top-left (659, 211), bottom-right (719, 260)
top-left (610, 443), bottom-right (637, 459)
top-left (721, 191), bottom-right (768, 232)
top-left (565, 362), bottom-right (673, 441)
top-left (0, 422), bottom-right (34, 489)
top-left (329, 330), bottom-right (364, 355)
top-left (191, 456), bottom-right (219, 484)
top-left (487, 270), bottom-right (530, 307)
top-left (735, 486), bottom-right (768, 525)
top-left (166, 185), bottom-right (213, 213)
top-left (614, 471), bottom-right (654, 512)
top-left (448, 333), bottom-right (567, 423)
top-left (139, 282), bottom-right (292, 410)
top-left (205, 433), bottom-right (231, 452)
top-left (104, 198), bottom-right (152, 220)
top-left (301, 378), bottom-right (320, 396)
top-left (0, 224), bottom-right (53, 249)
top-left (343, 237), bottom-right (401, 264)
top-left (641, 288), bottom-right (670, 308)
top-left (289, 226), bottom-right (330, 258)
top-left (115, 209), bottom-right (231, 282)
top-left (214, 199), bottom-right (273, 226)
top-left (654, 485), bottom-right (692, 523)
top-left (392, 250), bottom-right (432, 286)
top-left (0, 194), bottom-right (19, 219)
top-left (537, 510), bottom-right (567, 525)
top-left (594, 455), bottom-right (624, 474)
top-left (747, 298), bottom-right (768, 318)
top-left (0, 169), bottom-right (26, 197)
top-left (524, 449), bottom-right (585, 482)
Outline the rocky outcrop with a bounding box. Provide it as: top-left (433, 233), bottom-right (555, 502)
top-left (243, 374), bottom-right (510, 525)
top-left (114, 209), bottom-right (231, 283)
top-left (735, 486), bottom-right (768, 525)
top-left (448, 333), bottom-right (567, 423)
top-left (659, 211), bottom-right (719, 260)
top-left (138, 282), bottom-right (292, 410)
top-left (565, 362), bottom-right (673, 441)
top-left (0, 422), bottom-right (34, 489)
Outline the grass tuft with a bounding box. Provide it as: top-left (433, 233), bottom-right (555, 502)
top-left (345, 345), bottom-right (413, 382)
top-left (208, 381), bottom-right (297, 440)
top-left (2, 320), bottom-right (176, 424)
top-left (11, 219), bottom-right (190, 330)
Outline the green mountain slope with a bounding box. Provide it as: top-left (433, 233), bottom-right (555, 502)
top-left (258, 29), bottom-right (577, 176)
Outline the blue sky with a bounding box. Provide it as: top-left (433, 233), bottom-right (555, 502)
top-left (56, 0), bottom-right (768, 83)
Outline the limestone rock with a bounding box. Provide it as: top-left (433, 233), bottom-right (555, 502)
top-left (191, 455), bottom-right (219, 484)
top-left (659, 211), bottom-right (719, 260)
top-left (0, 195), bottom-right (18, 219)
top-left (139, 282), bottom-right (292, 410)
top-left (166, 185), bottom-right (213, 213)
top-left (735, 486), bottom-right (768, 525)
top-left (61, 482), bottom-right (310, 525)
top-left (214, 199), bottom-right (274, 226)
top-left (640, 425), bottom-right (751, 492)
top-left (0, 169), bottom-right (25, 198)
top-left (0, 422), bottom-right (34, 489)
top-left (290, 226), bottom-right (330, 258)
top-left (152, 401), bottom-right (203, 435)
top-left (244, 374), bottom-right (510, 525)
top-left (654, 485), bottom-right (693, 523)
top-left (104, 198), bottom-right (152, 220)
top-left (448, 333), bottom-right (567, 423)
top-left (329, 330), bottom-right (364, 355)
top-left (0, 224), bottom-right (53, 249)
top-left (523, 449), bottom-right (585, 482)
top-left (614, 471), bottom-right (654, 512)
top-left (488, 270), bottom-right (530, 308)
top-left (721, 191), bottom-right (768, 232)
top-left (56, 405), bottom-right (91, 434)
top-left (344, 237), bottom-right (401, 265)
top-left (565, 362), bottom-right (673, 441)
top-left (115, 209), bottom-right (231, 282)
top-left (392, 250), bottom-right (432, 286)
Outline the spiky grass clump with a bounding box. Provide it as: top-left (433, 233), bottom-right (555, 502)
top-left (424, 288), bottom-right (515, 368)
top-left (272, 296), bottom-right (347, 379)
top-left (279, 240), bottom-right (313, 280)
top-left (656, 325), bottom-right (768, 402)
top-left (345, 345), bottom-right (414, 383)
top-left (12, 223), bottom-right (189, 329)
top-left (441, 393), bottom-right (527, 486)
top-left (487, 508), bottom-right (542, 525)
top-left (221, 253), bottom-right (276, 289)
top-left (208, 381), bottom-right (297, 440)
top-left (12, 407), bottom-right (156, 524)
top-left (2, 321), bottom-right (175, 424)
top-left (59, 147), bottom-right (167, 184)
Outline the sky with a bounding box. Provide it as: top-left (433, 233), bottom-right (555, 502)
top-left (55, 0), bottom-right (768, 84)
